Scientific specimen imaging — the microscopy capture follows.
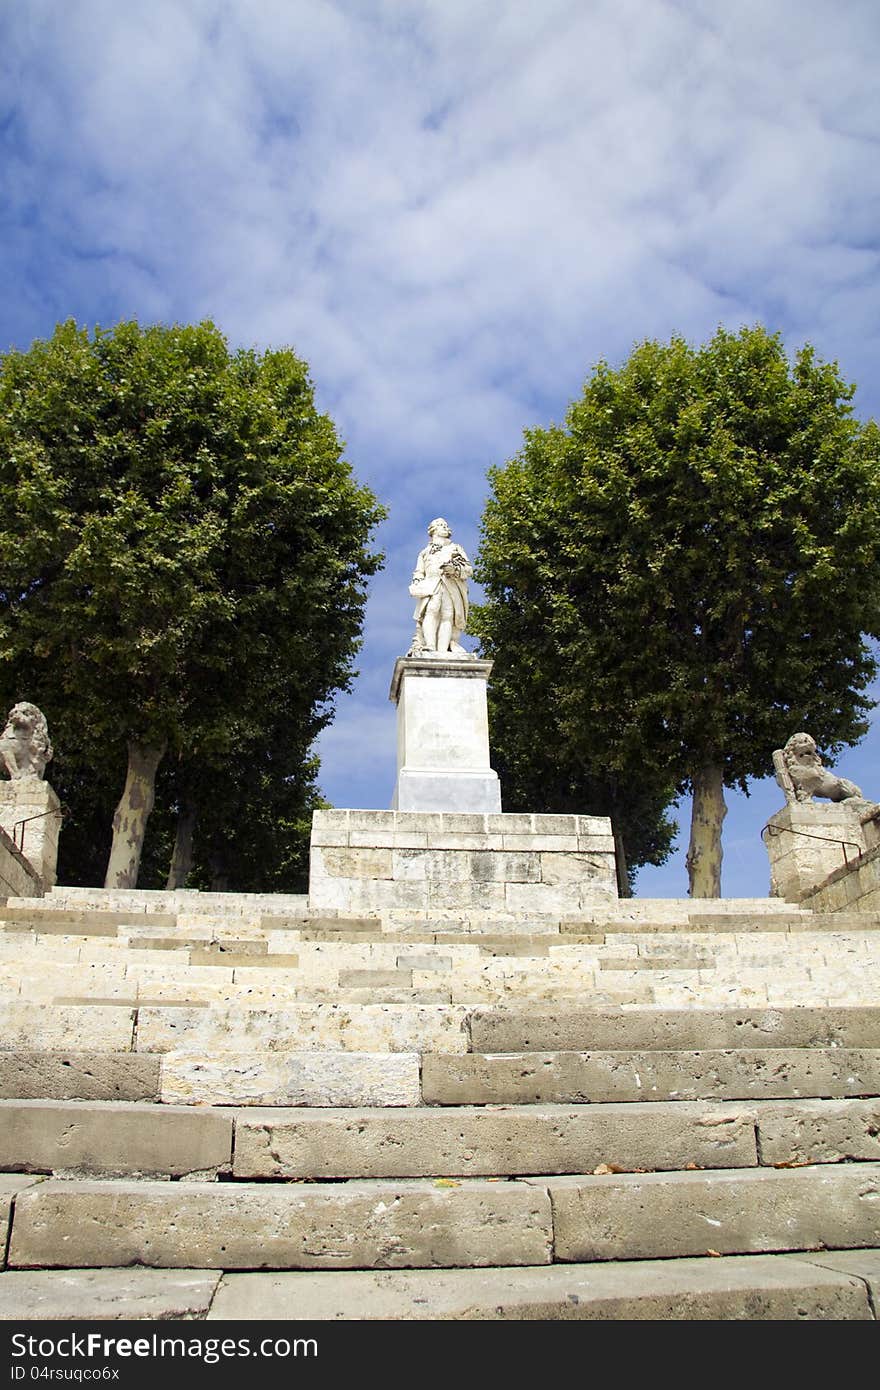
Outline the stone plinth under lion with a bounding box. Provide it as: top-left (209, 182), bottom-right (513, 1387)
top-left (0, 702), bottom-right (61, 891)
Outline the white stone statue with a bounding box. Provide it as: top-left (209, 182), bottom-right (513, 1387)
top-left (407, 518), bottom-right (475, 657)
top-left (0, 702), bottom-right (54, 781)
top-left (773, 732), bottom-right (862, 805)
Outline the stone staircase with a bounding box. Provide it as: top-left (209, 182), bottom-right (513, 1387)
top-left (0, 887), bottom-right (878, 1320)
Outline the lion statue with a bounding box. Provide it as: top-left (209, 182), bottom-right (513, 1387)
top-left (773, 732), bottom-right (862, 805)
top-left (0, 702), bottom-right (53, 781)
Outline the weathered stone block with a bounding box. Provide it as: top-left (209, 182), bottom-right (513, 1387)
top-left (487, 814), bottom-right (533, 834)
top-left (545, 1164), bottom-right (880, 1261)
top-left (0, 1053), bottom-right (161, 1102)
top-left (428, 881), bottom-right (507, 911)
top-left (422, 1049), bottom-right (880, 1106)
top-left (576, 816), bottom-right (615, 836)
top-left (439, 814), bottom-right (489, 833)
top-left (504, 883), bottom-right (580, 914)
top-left (469, 1006), bottom-right (880, 1054)
top-left (426, 834), bottom-right (499, 851)
top-left (503, 835), bottom-right (579, 852)
top-left (206, 1255), bottom-right (874, 1321)
top-left (231, 1102), bottom-right (756, 1179)
top-left (0, 1002), bottom-right (135, 1052)
top-left (795, 1249), bottom-right (880, 1308)
top-left (338, 970), bottom-right (413, 989)
top-left (541, 852), bottom-right (608, 885)
top-left (8, 1179), bottom-right (553, 1270)
top-left (319, 848), bottom-right (393, 880)
top-left (0, 1175), bottom-right (43, 1268)
top-left (577, 836), bottom-right (617, 854)
top-left (136, 1004), bottom-right (470, 1055)
top-left (349, 810), bottom-right (395, 830)
top-left (0, 1100), bottom-right (232, 1176)
top-left (0, 1268), bottom-right (223, 1321)
top-left (396, 954), bottom-right (452, 972)
top-left (160, 1052), bottom-right (421, 1106)
top-left (754, 1098), bottom-right (880, 1165)
top-left (531, 815), bottom-right (579, 836)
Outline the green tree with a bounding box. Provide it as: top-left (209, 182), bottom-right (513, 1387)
top-left (0, 319), bottom-right (384, 888)
top-left (476, 325), bottom-right (880, 896)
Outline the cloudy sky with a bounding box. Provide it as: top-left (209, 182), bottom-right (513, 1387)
top-left (3, 0), bottom-right (879, 895)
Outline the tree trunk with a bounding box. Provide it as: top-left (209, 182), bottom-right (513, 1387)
top-left (613, 829), bottom-right (631, 897)
top-left (166, 799), bottom-right (197, 890)
top-left (685, 764), bottom-right (727, 898)
top-left (207, 849), bottom-right (229, 893)
top-left (104, 741), bottom-right (166, 889)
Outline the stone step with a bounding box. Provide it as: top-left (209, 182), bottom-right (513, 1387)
top-left (561, 912), bottom-right (880, 934)
top-left (13, 907), bottom-right (874, 944)
top-left (0, 1000), bottom-right (471, 1054)
top-left (0, 1098), bottom-right (747, 1178)
top-left (6, 1177), bottom-right (552, 1270)
top-left (6, 1042), bottom-right (880, 1109)
top-left (3, 1097), bottom-right (878, 1178)
top-left (3, 947), bottom-right (876, 995)
top-left (1, 1252), bottom-right (875, 1320)
top-left (18, 978), bottom-right (876, 1011)
top-left (228, 1099), bottom-right (878, 1179)
top-left (1, 908), bottom-right (179, 930)
top-left (6, 1164), bottom-right (879, 1270)
top-left (33, 889), bottom-right (311, 916)
top-left (423, 1048), bottom-right (880, 1105)
top-left (205, 1252), bottom-right (880, 1320)
top-left (0, 1050), bottom-right (424, 1107)
top-left (4, 1001), bottom-right (879, 1059)
top-left (470, 1005), bottom-right (880, 1053)
top-left (11, 930), bottom-right (872, 959)
top-left (0, 1268), bottom-right (223, 1321)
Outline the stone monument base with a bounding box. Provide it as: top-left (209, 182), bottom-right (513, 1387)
top-left (765, 801), bottom-right (872, 901)
top-left (309, 809), bottom-right (618, 915)
top-left (390, 657), bottom-right (501, 814)
top-left (0, 780), bottom-right (61, 891)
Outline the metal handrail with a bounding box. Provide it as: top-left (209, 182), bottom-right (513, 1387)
top-left (761, 819), bottom-right (862, 865)
top-left (12, 804), bottom-right (68, 852)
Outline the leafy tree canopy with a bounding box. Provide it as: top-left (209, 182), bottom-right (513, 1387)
top-left (0, 318), bottom-right (385, 887)
top-left (475, 325), bottom-right (880, 895)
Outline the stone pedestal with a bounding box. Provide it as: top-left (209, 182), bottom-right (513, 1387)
top-left (0, 780), bottom-right (61, 891)
top-left (765, 802), bottom-right (867, 902)
top-left (309, 809), bottom-right (618, 916)
top-left (389, 657), bottom-right (501, 814)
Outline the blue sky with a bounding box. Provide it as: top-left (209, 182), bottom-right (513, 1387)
top-left (2, 0), bottom-right (880, 895)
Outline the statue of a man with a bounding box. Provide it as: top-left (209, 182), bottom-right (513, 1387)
top-left (408, 518), bottom-right (475, 657)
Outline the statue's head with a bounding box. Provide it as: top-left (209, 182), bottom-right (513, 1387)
top-left (428, 517), bottom-right (451, 540)
top-left (784, 732), bottom-right (818, 763)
